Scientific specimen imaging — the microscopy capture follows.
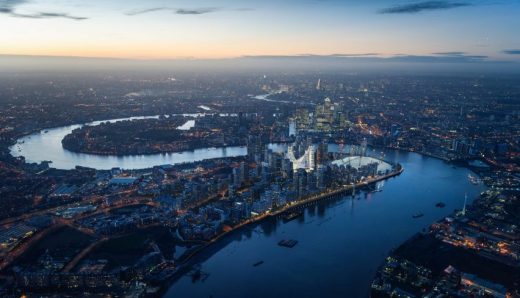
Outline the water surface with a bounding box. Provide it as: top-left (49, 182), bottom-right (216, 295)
top-left (165, 149), bottom-right (483, 298)
top-left (10, 115), bottom-right (245, 170)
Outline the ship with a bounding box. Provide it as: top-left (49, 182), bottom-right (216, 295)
top-left (282, 210), bottom-right (303, 222)
top-left (412, 213), bottom-right (424, 219)
top-left (278, 239), bottom-right (298, 248)
top-left (435, 202), bottom-right (446, 208)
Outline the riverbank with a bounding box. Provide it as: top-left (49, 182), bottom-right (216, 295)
top-left (9, 112), bottom-right (243, 169)
top-left (163, 151), bottom-right (484, 298)
top-left (384, 145), bottom-right (451, 162)
top-left (159, 166), bottom-right (404, 294)
top-left (369, 184), bottom-right (520, 297)
top-left (61, 142), bottom-right (245, 157)
top-left (60, 116), bottom-right (248, 157)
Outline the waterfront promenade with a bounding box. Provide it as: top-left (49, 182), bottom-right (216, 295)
top-left (169, 166), bottom-right (404, 283)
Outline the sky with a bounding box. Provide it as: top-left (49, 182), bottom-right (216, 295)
top-left (1, 0), bottom-right (520, 61)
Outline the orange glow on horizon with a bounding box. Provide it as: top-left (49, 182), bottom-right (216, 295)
top-left (0, 50), bottom-right (398, 60)
top-left (0, 42), bottom-right (399, 60)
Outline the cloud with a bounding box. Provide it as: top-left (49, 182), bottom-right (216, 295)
top-left (328, 53), bottom-right (380, 57)
top-left (0, 0), bottom-right (87, 20)
top-left (389, 54), bottom-right (487, 62)
top-left (242, 53), bottom-right (488, 63)
top-left (244, 54), bottom-right (380, 59)
top-left (14, 12), bottom-right (88, 20)
top-left (125, 7), bottom-right (169, 16)
top-left (503, 49), bottom-right (520, 55)
top-left (0, 0), bottom-right (27, 13)
top-left (431, 52), bottom-right (488, 59)
top-left (432, 51), bottom-right (466, 55)
top-left (379, 1), bottom-right (471, 14)
top-left (175, 7), bottom-right (218, 15)
top-left (126, 6), bottom-right (253, 16)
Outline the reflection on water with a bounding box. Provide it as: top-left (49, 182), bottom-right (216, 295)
top-left (164, 150), bottom-right (484, 298)
top-left (10, 115), bottom-right (246, 170)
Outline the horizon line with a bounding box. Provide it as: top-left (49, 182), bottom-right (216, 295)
top-left (0, 53), bottom-right (503, 61)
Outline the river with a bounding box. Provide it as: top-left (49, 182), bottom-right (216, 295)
top-left (163, 147), bottom-right (483, 298)
top-left (9, 115), bottom-right (246, 170)
top-left (9, 116), bottom-right (484, 297)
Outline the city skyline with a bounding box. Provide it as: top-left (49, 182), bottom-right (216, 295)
top-left (1, 1), bottom-right (520, 297)
top-left (1, 0), bottom-right (520, 61)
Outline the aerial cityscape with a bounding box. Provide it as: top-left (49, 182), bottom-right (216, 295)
top-left (1, 0), bottom-right (519, 297)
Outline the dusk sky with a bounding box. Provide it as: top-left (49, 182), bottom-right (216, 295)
top-left (1, 0), bottom-right (520, 61)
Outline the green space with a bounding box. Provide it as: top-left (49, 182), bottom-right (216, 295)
top-left (84, 226), bottom-right (178, 270)
top-left (15, 226), bottom-right (95, 268)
